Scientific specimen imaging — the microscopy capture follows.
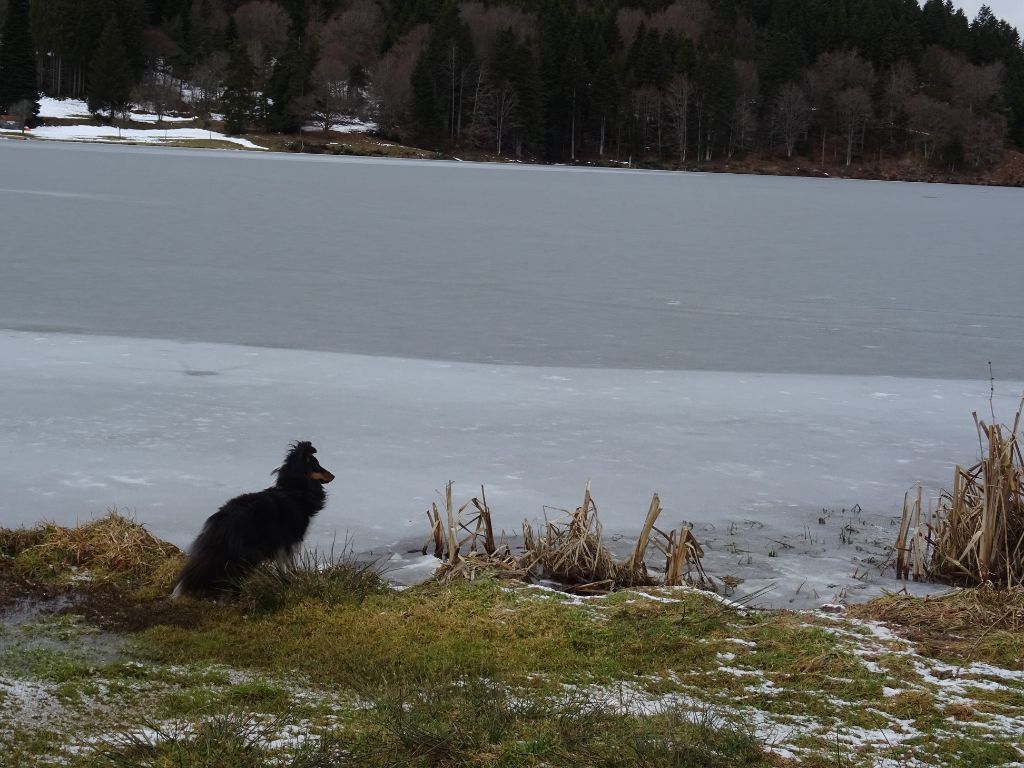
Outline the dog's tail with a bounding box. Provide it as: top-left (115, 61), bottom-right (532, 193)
top-left (172, 517), bottom-right (236, 599)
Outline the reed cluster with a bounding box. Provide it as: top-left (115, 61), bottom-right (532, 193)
top-left (896, 399), bottom-right (1024, 587)
top-left (424, 482), bottom-right (712, 593)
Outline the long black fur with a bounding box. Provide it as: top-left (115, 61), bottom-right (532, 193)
top-left (172, 441), bottom-right (334, 599)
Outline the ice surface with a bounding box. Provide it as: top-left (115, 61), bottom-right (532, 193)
top-left (1, 330), bottom-right (1018, 607)
top-left (1, 142), bottom-right (1023, 607)
top-left (1, 142), bottom-right (1021, 379)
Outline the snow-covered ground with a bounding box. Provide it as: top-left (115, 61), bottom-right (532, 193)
top-left (2, 141), bottom-right (1023, 607)
top-left (36, 96), bottom-right (91, 119)
top-left (10, 97), bottom-right (372, 146)
top-left (5, 123), bottom-right (264, 149)
top-left (35, 96), bottom-right (195, 124)
top-left (302, 116), bottom-right (378, 134)
top-left (0, 97), bottom-right (262, 149)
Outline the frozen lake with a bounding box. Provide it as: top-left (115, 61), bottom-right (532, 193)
top-left (2, 140), bottom-right (1023, 607)
top-left (3, 141), bottom-right (1023, 377)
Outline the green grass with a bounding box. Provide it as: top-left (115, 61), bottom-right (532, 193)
top-left (2, 516), bottom-right (1024, 767)
top-left (0, 646), bottom-right (98, 683)
top-left (134, 581), bottom-right (737, 690)
top-left (164, 139), bottom-right (257, 150)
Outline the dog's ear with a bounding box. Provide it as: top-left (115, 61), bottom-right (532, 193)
top-left (290, 440), bottom-right (315, 458)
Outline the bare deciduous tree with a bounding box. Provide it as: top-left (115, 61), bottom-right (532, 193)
top-left (835, 86), bottom-right (872, 165)
top-left (491, 78), bottom-right (517, 155)
top-left (813, 49), bottom-right (874, 93)
top-left (962, 112), bottom-right (1005, 167)
top-left (191, 52), bottom-right (228, 116)
top-left (310, 55), bottom-right (349, 131)
top-left (772, 82), bottom-right (810, 158)
top-left (132, 70), bottom-right (180, 123)
top-left (807, 49), bottom-right (873, 163)
top-left (319, 0), bottom-right (383, 74)
top-left (729, 59), bottom-right (758, 157)
top-left (370, 25), bottom-right (429, 136)
top-left (460, 2), bottom-right (534, 61)
top-left (881, 59), bottom-right (914, 147)
top-left (142, 27), bottom-right (180, 68)
top-left (632, 85), bottom-right (661, 154)
top-left (906, 93), bottom-right (951, 159)
top-left (663, 73), bottom-right (692, 164)
top-left (649, 0), bottom-right (710, 40)
top-left (616, 7), bottom-right (647, 49)
top-left (951, 60), bottom-right (1003, 113)
top-left (234, 1), bottom-right (290, 69)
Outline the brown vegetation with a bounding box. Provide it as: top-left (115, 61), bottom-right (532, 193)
top-left (895, 399), bottom-right (1024, 588)
top-left (425, 482), bottom-right (712, 593)
top-left (0, 510), bottom-right (182, 592)
top-left (850, 585), bottom-right (1024, 664)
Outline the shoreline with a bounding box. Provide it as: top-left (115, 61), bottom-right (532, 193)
top-left (5, 125), bottom-right (1024, 188)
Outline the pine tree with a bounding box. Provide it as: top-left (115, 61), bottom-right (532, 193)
top-left (0, 0), bottom-right (39, 117)
top-left (87, 16), bottom-right (132, 119)
top-left (410, 49), bottom-right (442, 146)
top-left (266, 38), bottom-right (316, 134)
top-left (222, 40), bottom-right (255, 135)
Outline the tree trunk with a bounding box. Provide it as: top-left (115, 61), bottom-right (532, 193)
top-left (570, 87), bottom-right (576, 161)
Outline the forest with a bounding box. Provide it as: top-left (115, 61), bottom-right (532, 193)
top-left (1, 0), bottom-right (1023, 170)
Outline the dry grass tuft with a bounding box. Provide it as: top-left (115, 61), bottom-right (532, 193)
top-left (0, 526), bottom-right (48, 557)
top-left (427, 482), bottom-right (712, 594)
top-left (852, 584), bottom-right (1024, 634)
top-left (850, 585), bottom-right (1024, 665)
top-left (895, 398), bottom-right (1024, 587)
top-left (2, 509), bottom-right (181, 587)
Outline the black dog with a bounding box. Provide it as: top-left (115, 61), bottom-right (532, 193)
top-left (172, 441), bottom-right (335, 599)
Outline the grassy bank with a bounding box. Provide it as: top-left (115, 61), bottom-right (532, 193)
top-left (1, 514), bottom-right (1022, 767)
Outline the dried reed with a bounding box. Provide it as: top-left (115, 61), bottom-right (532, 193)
top-left (426, 482), bottom-right (711, 593)
top-left (895, 398), bottom-right (1024, 587)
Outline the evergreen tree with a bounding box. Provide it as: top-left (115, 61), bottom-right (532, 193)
top-left (222, 40), bottom-right (254, 135)
top-left (538, 2), bottom-right (581, 159)
top-left (114, 0), bottom-right (147, 78)
top-left (87, 16), bottom-right (132, 118)
top-left (410, 48), bottom-right (442, 146)
top-left (0, 0), bottom-right (38, 117)
top-left (759, 29), bottom-right (806, 105)
top-left (425, 4), bottom-right (476, 143)
top-left (266, 38), bottom-right (316, 133)
top-left (16, 0), bottom-right (1024, 162)
top-left (511, 36), bottom-right (543, 155)
top-left (177, 1), bottom-right (194, 67)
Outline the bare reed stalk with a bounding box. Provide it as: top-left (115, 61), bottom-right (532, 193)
top-left (426, 483), bottom-right (710, 593)
top-left (896, 398), bottom-right (1024, 587)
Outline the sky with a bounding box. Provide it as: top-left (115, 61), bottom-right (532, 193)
top-left (956, 1), bottom-right (1024, 33)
